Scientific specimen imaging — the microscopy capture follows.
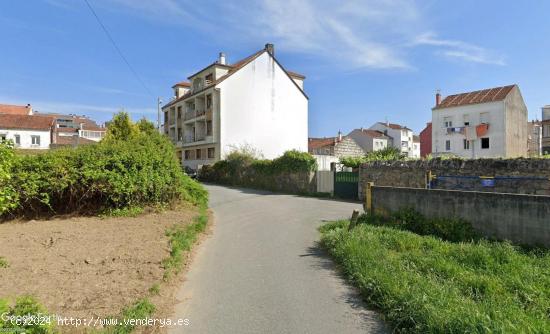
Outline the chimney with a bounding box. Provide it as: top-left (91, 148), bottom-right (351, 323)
top-left (265, 43), bottom-right (274, 56)
top-left (338, 130), bottom-right (342, 142)
top-left (435, 89), bottom-right (441, 106)
top-left (218, 52), bottom-right (226, 65)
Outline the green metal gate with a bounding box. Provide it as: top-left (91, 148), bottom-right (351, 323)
top-left (334, 171), bottom-right (359, 199)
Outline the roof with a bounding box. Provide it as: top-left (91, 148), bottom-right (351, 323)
top-left (360, 129), bottom-right (389, 139)
top-left (0, 114), bottom-right (54, 130)
top-left (172, 81), bottom-right (191, 88)
top-left (164, 46), bottom-right (307, 109)
top-left (55, 135), bottom-right (97, 146)
top-left (377, 122), bottom-right (412, 131)
top-left (0, 104), bottom-right (32, 115)
top-left (434, 85), bottom-right (516, 110)
top-left (308, 137), bottom-right (337, 150)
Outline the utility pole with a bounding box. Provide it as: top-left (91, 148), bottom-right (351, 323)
top-left (157, 97), bottom-right (162, 133)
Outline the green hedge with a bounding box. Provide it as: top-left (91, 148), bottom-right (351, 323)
top-left (0, 116), bottom-right (206, 218)
top-left (200, 149), bottom-right (316, 184)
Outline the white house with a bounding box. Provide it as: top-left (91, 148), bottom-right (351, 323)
top-left (368, 122), bottom-right (418, 158)
top-left (431, 85), bottom-right (527, 158)
top-left (162, 44), bottom-right (308, 169)
top-left (0, 114), bottom-right (54, 149)
top-left (347, 128), bottom-right (389, 153)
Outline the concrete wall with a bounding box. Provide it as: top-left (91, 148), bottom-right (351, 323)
top-left (358, 158), bottom-right (550, 200)
top-left (504, 86), bottom-right (528, 157)
top-left (370, 186), bottom-right (550, 247)
top-left (218, 52), bottom-right (308, 159)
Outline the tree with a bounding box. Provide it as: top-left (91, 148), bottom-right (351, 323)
top-left (105, 111), bottom-right (138, 141)
top-left (136, 118), bottom-right (157, 136)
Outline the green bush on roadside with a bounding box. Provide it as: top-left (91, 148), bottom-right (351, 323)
top-left (0, 113), bottom-right (207, 219)
top-left (320, 222), bottom-right (550, 333)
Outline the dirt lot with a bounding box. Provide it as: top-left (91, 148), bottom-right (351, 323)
top-left (0, 206), bottom-right (202, 332)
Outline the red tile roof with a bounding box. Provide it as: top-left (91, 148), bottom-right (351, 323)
top-left (0, 104), bottom-right (32, 115)
top-left (360, 129), bottom-right (389, 138)
top-left (434, 85), bottom-right (516, 109)
top-left (287, 70), bottom-right (305, 79)
top-left (55, 135), bottom-right (97, 146)
top-left (377, 122), bottom-right (411, 131)
top-left (308, 137), bottom-right (337, 150)
top-left (172, 81), bottom-right (191, 88)
top-left (0, 114), bottom-right (54, 130)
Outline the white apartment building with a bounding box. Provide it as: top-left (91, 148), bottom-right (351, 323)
top-left (542, 106), bottom-right (550, 154)
top-left (368, 122), bottom-right (418, 158)
top-left (346, 128), bottom-right (389, 152)
top-left (162, 44), bottom-right (308, 170)
top-left (431, 85), bottom-right (527, 158)
top-left (0, 114), bottom-right (54, 149)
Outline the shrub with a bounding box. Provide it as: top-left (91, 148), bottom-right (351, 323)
top-left (0, 296), bottom-right (55, 334)
top-left (320, 222), bottom-right (550, 333)
top-left (1, 114), bottom-right (207, 219)
top-left (340, 147), bottom-right (403, 168)
top-left (0, 141), bottom-right (18, 215)
top-left (359, 208), bottom-right (479, 242)
top-left (272, 150), bottom-right (317, 172)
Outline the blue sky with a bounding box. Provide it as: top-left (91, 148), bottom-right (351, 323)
top-left (1, 0), bottom-right (549, 136)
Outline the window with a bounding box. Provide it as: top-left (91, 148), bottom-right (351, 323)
top-left (31, 135), bottom-right (40, 146)
top-left (480, 112), bottom-right (489, 124)
top-left (401, 141), bottom-right (407, 147)
top-left (205, 74), bottom-right (213, 84)
top-left (443, 117), bottom-right (452, 128)
top-left (0, 134), bottom-right (6, 142)
top-left (463, 139), bottom-right (470, 150)
top-left (177, 128), bottom-right (182, 141)
top-left (206, 121), bottom-right (212, 136)
top-left (164, 111), bottom-right (168, 123)
top-left (445, 140), bottom-right (451, 151)
top-left (196, 149), bottom-right (202, 159)
top-left (184, 150), bottom-right (191, 160)
top-left (208, 147), bottom-right (215, 159)
top-left (14, 134), bottom-right (20, 146)
top-left (177, 106), bottom-right (182, 119)
top-left (206, 94), bottom-right (212, 109)
top-left (481, 137), bottom-right (490, 149)
top-left (463, 114), bottom-right (470, 126)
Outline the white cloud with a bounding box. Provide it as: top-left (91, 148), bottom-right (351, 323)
top-left (413, 32), bottom-right (505, 66)
top-left (46, 0), bottom-right (506, 69)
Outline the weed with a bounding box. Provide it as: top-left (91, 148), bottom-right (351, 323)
top-left (148, 284), bottom-right (160, 296)
top-left (0, 257), bottom-right (8, 268)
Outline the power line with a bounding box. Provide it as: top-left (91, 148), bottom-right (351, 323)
top-left (83, 0), bottom-right (153, 98)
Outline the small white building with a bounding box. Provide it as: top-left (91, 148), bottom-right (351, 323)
top-left (368, 122), bottom-right (418, 158)
top-left (162, 44), bottom-right (308, 170)
top-left (0, 114), bottom-right (54, 149)
top-left (431, 85), bottom-right (527, 158)
top-left (347, 128), bottom-right (389, 153)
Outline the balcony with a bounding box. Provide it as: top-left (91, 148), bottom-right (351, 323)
top-left (184, 111), bottom-right (195, 121)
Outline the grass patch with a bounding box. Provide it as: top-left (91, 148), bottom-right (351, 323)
top-left (320, 221), bottom-right (550, 333)
top-left (162, 206), bottom-right (209, 281)
top-left (148, 283), bottom-right (160, 296)
top-left (101, 298), bottom-right (155, 334)
top-left (100, 206), bottom-right (145, 218)
top-left (0, 296), bottom-right (56, 333)
top-left (0, 256), bottom-right (8, 268)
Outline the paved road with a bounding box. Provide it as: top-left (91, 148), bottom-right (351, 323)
top-left (169, 185), bottom-right (388, 334)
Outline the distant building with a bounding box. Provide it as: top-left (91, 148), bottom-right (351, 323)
top-left (412, 135), bottom-right (420, 158)
top-left (527, 120), bottom-right (542, 157)
top-left (432, 85), bottom-right (527, 158)
top-left (542, 106), bottom-right (550, 155)
top-left (0, 103), bottom-right (33, 115)
top-left (162, 44), bottom-right (308, 170)
top-left (419, 122), bottom-right (432, 158)
top-left (368, 122), bottom-right (418, 158)
top-left (0, 114), bottom-right (54, 149)
top-left (347, 128), bottom-right (389, 153)
top-left (308, 132), bottom-right (365, 158)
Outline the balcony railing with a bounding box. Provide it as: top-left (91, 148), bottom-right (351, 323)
top-left (184, 111), bottom-right (195, 120)
top-left (196, 109), bottom-right (206, 117)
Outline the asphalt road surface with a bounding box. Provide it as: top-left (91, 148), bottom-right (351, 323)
top-left (169, 184), bottom-right (388, 334)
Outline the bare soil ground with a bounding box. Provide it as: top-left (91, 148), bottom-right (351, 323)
top-left (0, 206), bottom-right (203, 333)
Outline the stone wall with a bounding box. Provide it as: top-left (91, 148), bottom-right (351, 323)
top-left (370, 186), bottom-right (550, 247)
top-left (359, 158), bottom-right (550, 200)
top-left (334, 137), bottom-right (366, 158)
